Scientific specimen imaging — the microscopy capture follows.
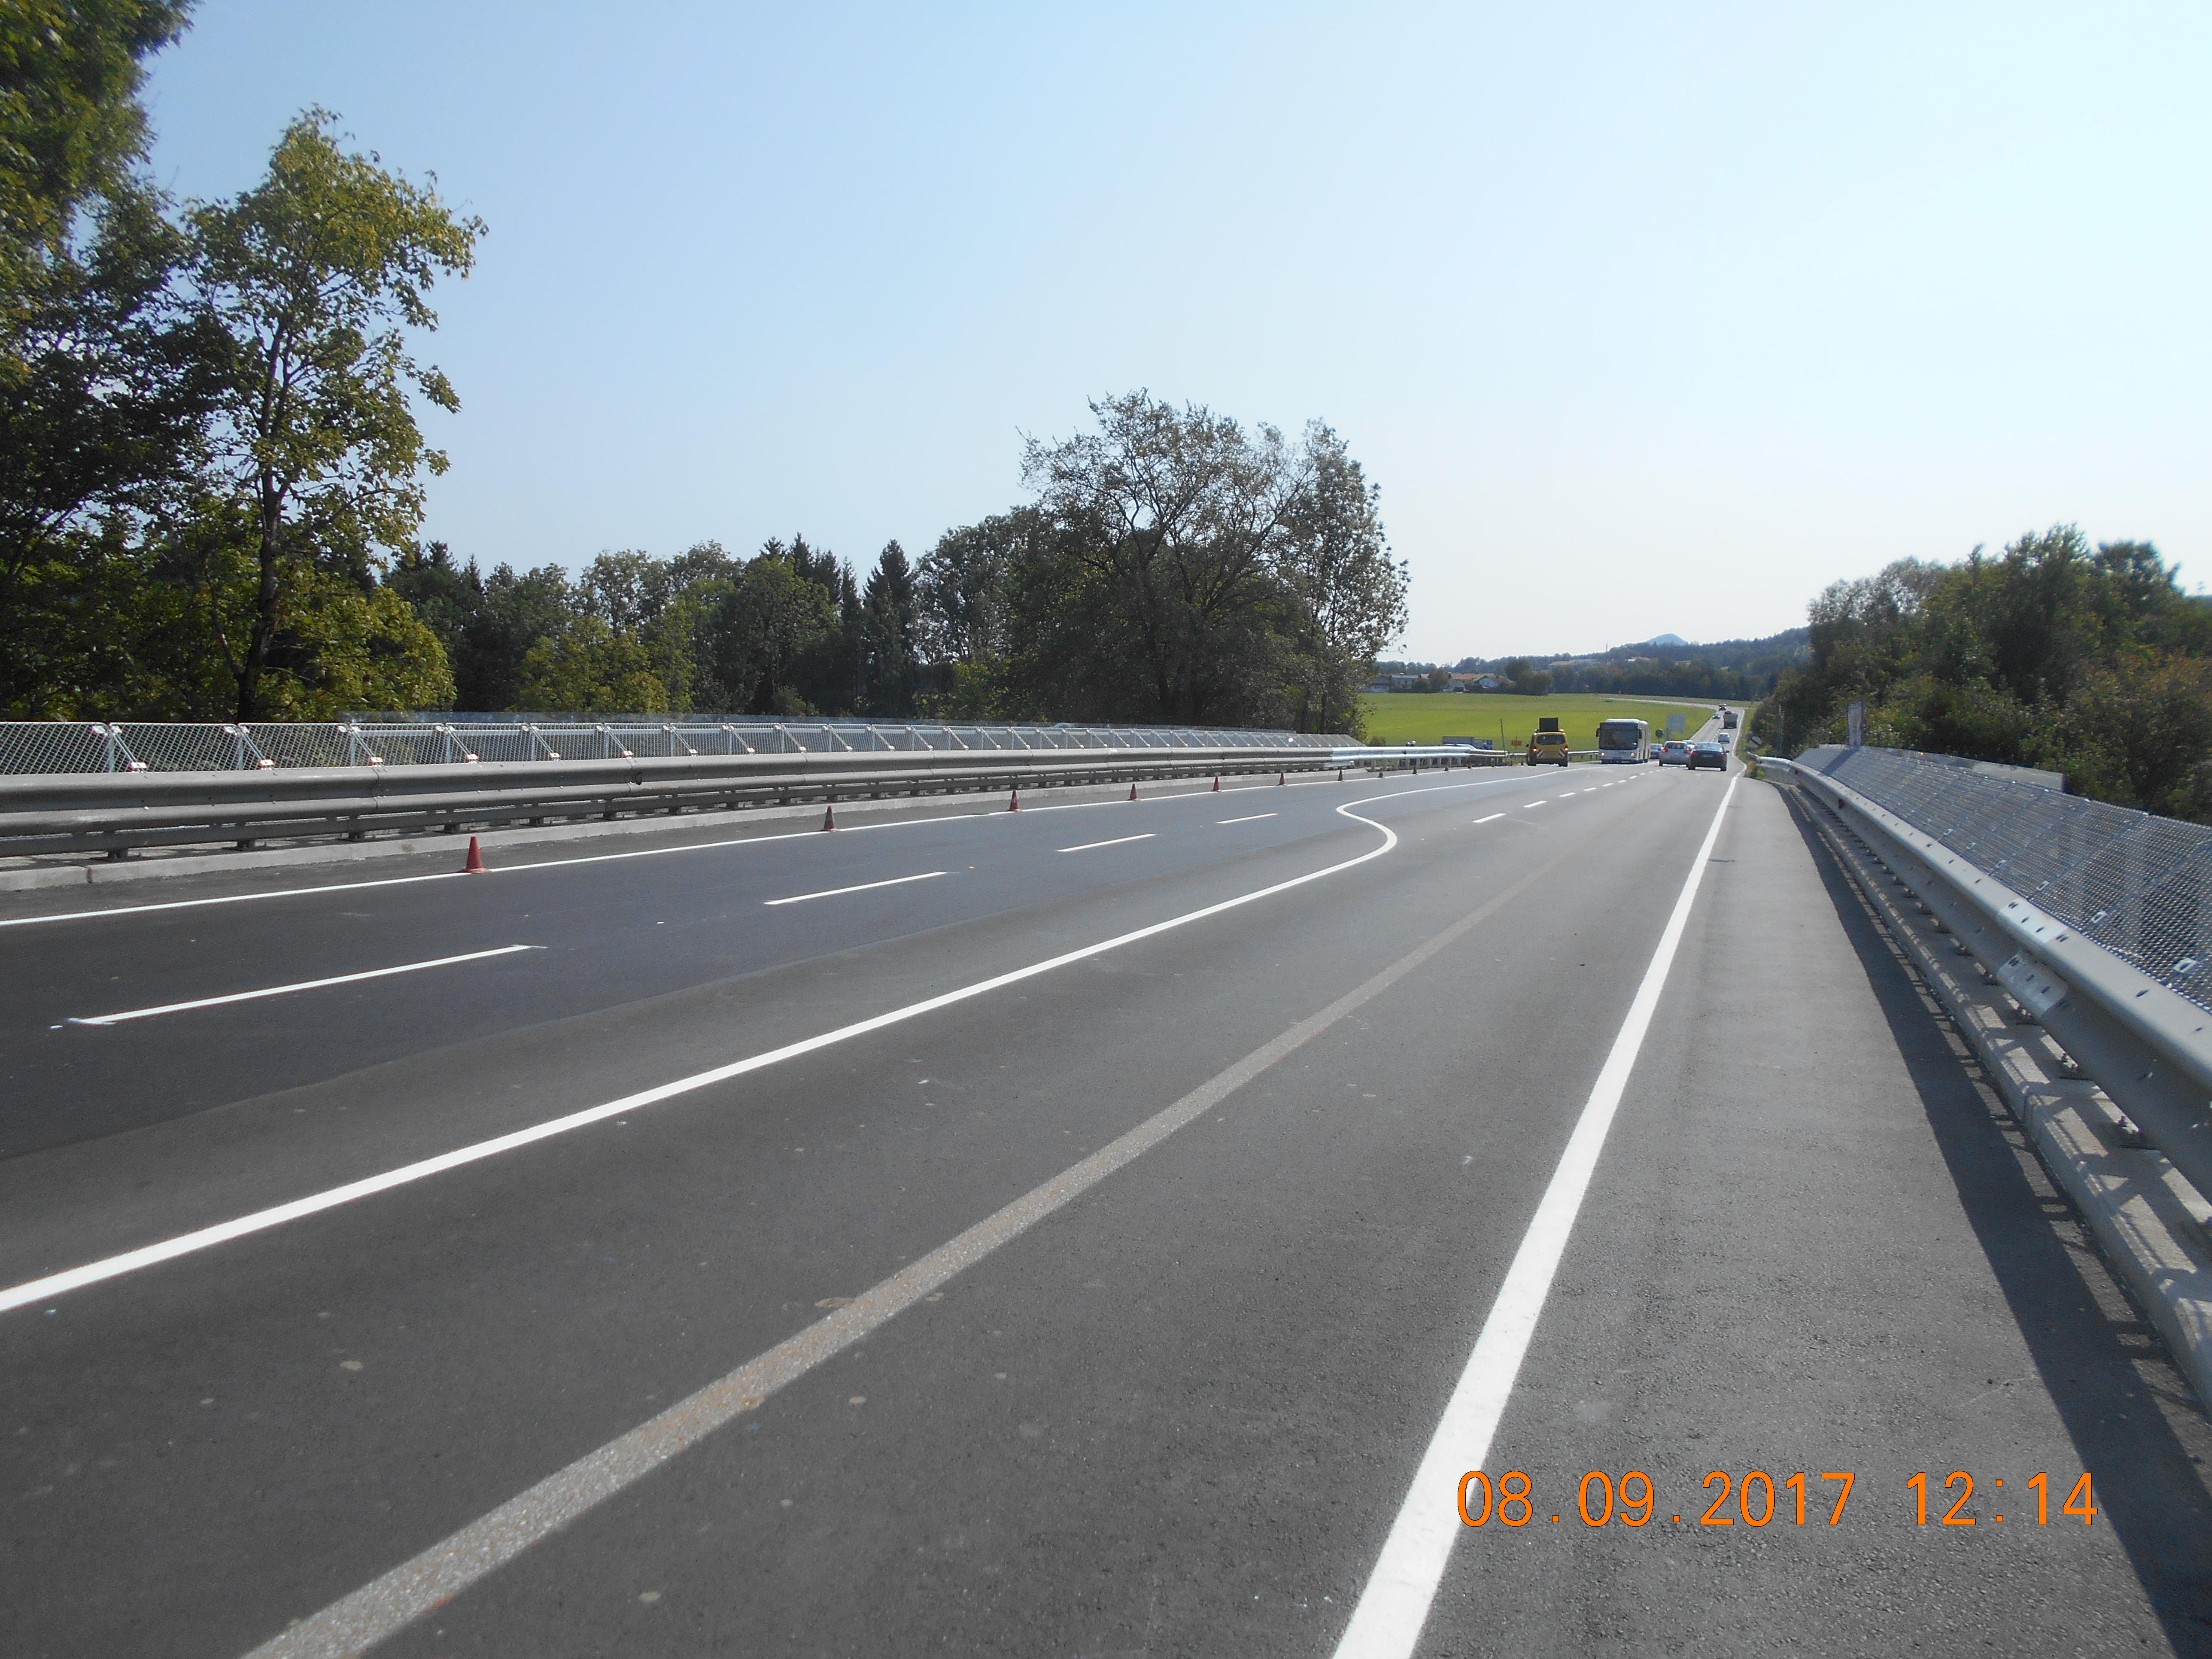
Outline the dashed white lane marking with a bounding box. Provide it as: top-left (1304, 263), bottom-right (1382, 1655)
top-left (65, 945), bottom-right (539, 1027)
top-left (1522, 800), bottom-right (1546, 809)
top-left (762, 871), bottom-right (945, 906)
top-left (5, 787), bottom-right (1499, 1320)
top-left (1331, 774), bottom-right (1741, 1659)
top-left (1057, 833), bottom-right (1155, 853)
top-left (1215, 813), bottom-right (1278, 826)
top-left (1472, 814), bottom-right (1506, 825)
top-left (226, 822), bottom-right (1590, 1659)
top-left (4, 770), bottom-right (1540, 931)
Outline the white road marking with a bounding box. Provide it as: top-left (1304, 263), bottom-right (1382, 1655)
top-left (3, 770), bottom-right (1544, 932)
top-left (1, 790), bottom-right (1262, 930)
top-left (762, 871), bottom-right (945, 906)
top-left (1057, 833), bottom-right (1155, 853)
top-left (1472, 814), bottom-right (1505, 825)
top-left (1522, 800), bottom-right (1546, 808)
top-left (65, 946), bottom-right (539, 1027)
top-left (0, 790), bottom-right (1445, 1319)
top-left (227, 830), bottom-right (1589, 1659)
top-left (1331, 774), bottom-right (1741, 1659)
top-left (1215, 813), bottom-right (1277, 825)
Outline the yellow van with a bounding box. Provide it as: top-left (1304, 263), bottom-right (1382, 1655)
top-left (1526, 729), bottom-right (1570, 766)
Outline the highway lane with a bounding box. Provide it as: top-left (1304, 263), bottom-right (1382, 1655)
top-left (3, 762), bottom-right (1695, 1651)
top-left (3, 768), bottom-right (1581, 1154)
top-left (7, 746), bottom-right (2205, 1656)
top-left (0, 766), bottom-right (1679, 1295)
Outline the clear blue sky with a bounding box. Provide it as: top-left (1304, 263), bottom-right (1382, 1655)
top-left (141, 2), bottom-right (2209, 662)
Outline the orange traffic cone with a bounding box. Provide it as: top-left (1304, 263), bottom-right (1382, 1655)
top-left (1129, 781), bottom-right (1139, 801)
top-left (462, 835), bottom-right (486, 873)
top-left (1277, 772), bottom-right (1285, 786)
top-left (822, 800), bottom-right (836, 831)
top-left (1337, 768), bottom-right (1344, 783)
top-left (1008, 786), bottom-right (1020, 811)
top-left (1212, 776), bottom-right (1220, 792)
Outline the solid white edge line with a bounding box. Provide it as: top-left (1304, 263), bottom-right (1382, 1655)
top-left (1215, 813), bottom-right (1279, 825)
top-left (0, 790), bottom-right (1440, 1318)
top-left (761, 871), bottom-right (945, 906)
top-left (65, 946), bottom-right (539, 1026)
top-left (1329, 772), bottom-right (1741, 1659)
top-left (1056, 833), bottom-right (1155, 853)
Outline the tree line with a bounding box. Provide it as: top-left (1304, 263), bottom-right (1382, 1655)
top-left (383, 394), bottom-right (1406, 733)
top-left (1753, 526), bottom-right (2212, 820)
top-left (1377, 630), bottom-right (1808, 702)
top-left (2, 9), bottom-right (1408, 737)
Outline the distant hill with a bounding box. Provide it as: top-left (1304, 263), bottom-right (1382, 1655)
top-left (1412, 626), bottom-right (1811, 699)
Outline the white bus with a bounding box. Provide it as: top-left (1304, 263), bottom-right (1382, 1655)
top-left (1595, 717), bottom-right (1651, 763)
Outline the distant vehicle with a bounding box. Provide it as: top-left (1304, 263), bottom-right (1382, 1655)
top-left (1722, 708), bottom-right (1740, 730)
top-left (1526, 729), bottom-right (1570, 766)
top-left (1593, 720), bottom-right (1649, 762)
top-left (1658, 741), bottom-right (1691, 766)
top-left (1595, 717), bottom-right (1650, 763)
top-left (1689, 741), bottom-right (1727, 771)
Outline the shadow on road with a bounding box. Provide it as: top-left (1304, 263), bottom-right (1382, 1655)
top-left (1779, 785), bottom-right (2212, 1653)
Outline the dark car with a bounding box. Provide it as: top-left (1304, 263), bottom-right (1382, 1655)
top-left (1688, 741), bottom-right (1727, 771)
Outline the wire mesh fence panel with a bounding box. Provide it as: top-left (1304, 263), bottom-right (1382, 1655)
top-left (0, 717), bottom-right (1361, 778)
top-left (0, 724), bottom-right (134, 775)
top-left (243, 725), bottom-right (356, 768)
top-left (468, 728), bottom-right (544, 763)
top-left (115, 724), bottom-right (267, 772)
top-left (1809, 746), bottom-right (2212, 1011)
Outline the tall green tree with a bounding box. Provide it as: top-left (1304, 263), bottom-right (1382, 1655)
top-left (707, 540), bottom-right (837, 715)
top-left (0, 0), bottom-right (191, 315)
top-left (1277, 423), bottom-right (1404, 737)
top-left (515, 615), bottom-right (667, 714)
top-left (0, 2), bottom-right (223, 717)
top-left (1015, 392), bottom-right (1306, 725)
top-left (1753, 527), bottom-right (2212, 819)
top-left (860, 540), bottom-right (918, 715)
top-left (188, 110), bottom-right (483, 717)
top-left (918, 510), bottom-right (1026, 668)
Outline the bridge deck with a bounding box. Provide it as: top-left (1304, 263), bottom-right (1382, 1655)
top-left (2, 737), bottom-right (2206, 1656)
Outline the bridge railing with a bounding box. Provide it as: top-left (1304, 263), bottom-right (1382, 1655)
top-left (0, 741), bottom-right (1381, 861)
top-left (1766, 746), bottom-right (2212, 1210)
top-left (0, 718), bottom-right (1346, 776)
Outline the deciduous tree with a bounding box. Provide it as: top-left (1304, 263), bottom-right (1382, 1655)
top-left (188, 110), bottom-right (483, 717)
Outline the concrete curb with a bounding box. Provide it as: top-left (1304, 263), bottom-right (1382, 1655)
top-left (1785, 780), bottom-right (2212, 1412)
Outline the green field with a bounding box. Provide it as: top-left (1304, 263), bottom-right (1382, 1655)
top-left (1356, 692), bottom-right (1729, 752)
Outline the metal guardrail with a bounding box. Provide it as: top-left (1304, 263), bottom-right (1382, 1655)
top-left (1787, 745), bottom-right (2209, 1007)
top-left (1765, 751), bottom-right (2212, 1205)
top-left (0, 719), bottom-right (1345, 776)
top-left (0, 744), bottom-right (1388, 860)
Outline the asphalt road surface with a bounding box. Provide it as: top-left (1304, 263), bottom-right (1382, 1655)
top-left (4, 729), bottom-right (2209, 1657)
